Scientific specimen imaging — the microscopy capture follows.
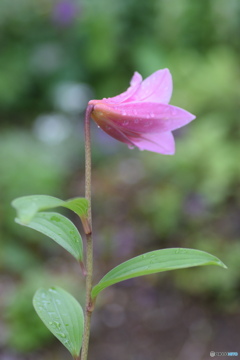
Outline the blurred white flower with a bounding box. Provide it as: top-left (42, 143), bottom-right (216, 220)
top-left (52, 82), bottom-right (93, 114)
top-left (33, 113), bottom-right (72, 144)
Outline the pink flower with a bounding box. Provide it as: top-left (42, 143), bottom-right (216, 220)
top-left (88, 69), bottom-right (195, 154)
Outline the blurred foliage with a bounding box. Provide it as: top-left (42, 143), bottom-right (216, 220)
top-left (0, 0), bottom-right (240, 359)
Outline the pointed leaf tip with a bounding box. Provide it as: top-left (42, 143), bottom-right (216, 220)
top-left (33, 287), bottom-right (84, 357)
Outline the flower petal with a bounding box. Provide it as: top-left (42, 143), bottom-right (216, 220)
top-left (89, 68), bottom-right (196, 155)
top-left (103, 102), bottom-right (196, 133)
top-left (91, 108), bottom-right (135, 147)
top-left (130, 71), bottom-right (142, 86)
top-left (126, 69), bottom-right (173, 104)
top-left (104, 72), bottom-right (142, 104)
top-left (130, 131), bottom-right (175, 154)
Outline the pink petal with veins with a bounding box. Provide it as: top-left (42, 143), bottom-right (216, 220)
top-left (93, 102), bottom-right (195, 133)
top-left (130, 131), bottom-right (175, 154)
top-left (95, 120), bottom-right (135, 147)
top-left (126, 69), bottom-right (173, 104)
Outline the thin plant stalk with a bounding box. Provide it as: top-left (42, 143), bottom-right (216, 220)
top-left (81, 105), bottom-right (94, 360)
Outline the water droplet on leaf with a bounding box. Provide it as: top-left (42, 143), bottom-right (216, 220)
top-left (49, 288), bottom-right (57, 293)
top-left (53, 321), bottom-right (61, 329)
top-left (50, 216), bottom-right (61, 222)
top-left (58, 333), bottom-right (66, 338)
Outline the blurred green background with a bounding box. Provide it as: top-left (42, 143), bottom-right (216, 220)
top-left (0, 0), bottom-right (240, 359)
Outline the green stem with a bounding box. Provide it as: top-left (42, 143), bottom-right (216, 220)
top-left (81, 105), bottom-right (94, 360)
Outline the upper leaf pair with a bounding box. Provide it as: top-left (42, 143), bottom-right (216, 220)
top-left (12, 195), bottom-right (89, 262)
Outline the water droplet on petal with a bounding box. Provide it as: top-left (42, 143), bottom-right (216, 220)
top-left (122, 111), bottom-right (126, 116)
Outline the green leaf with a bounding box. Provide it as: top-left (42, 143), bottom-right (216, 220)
top-left (33, 287), bottom-right (84, 358)
top-left (15, 212), bottom-right (83, 261)
top-left (12, 195), bottom-right (89, 224)
top-left (91, 248), bottom-right (227, 299)
top-left (63, 198), bottom-right (89, 219)
top-left (12, 195), bottom-right (63, 224)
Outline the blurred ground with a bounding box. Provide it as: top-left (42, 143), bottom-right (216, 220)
top-left (0, 0), bottom-right (240, 359)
